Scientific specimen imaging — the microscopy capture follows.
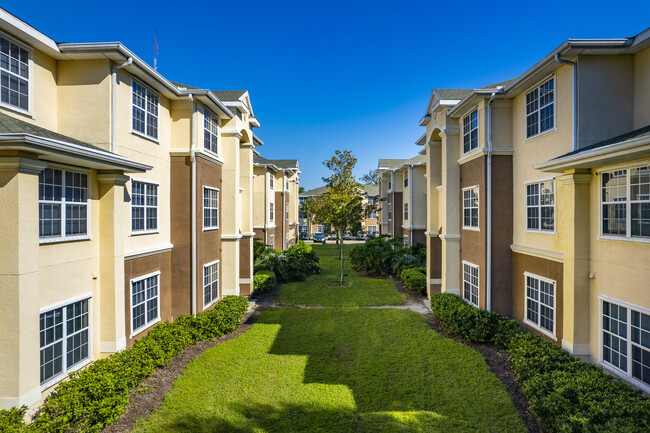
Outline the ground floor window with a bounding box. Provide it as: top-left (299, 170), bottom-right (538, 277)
top-left (270, 235), bottom-right (274, 249)
top-left (462, 261), bottom-right (479, 307)
top-left (602, 298), bottom-right (650, 389)
top-left (367, 225), bottom-right (378, 234)
top-left (299, 225), bottom-right (308, 233)
top-left (131, 272), bottom-right (160, 335)
top-left (316, 225), bottom-right (325, 233)
top-left (204, 261), bottom-right (219, 307)
top-left (403, 234), bottom-right (409, 248)
top-left (524, 273), bottom-right (555, 338)
top-left (40, 298), bottom-right (90, 386)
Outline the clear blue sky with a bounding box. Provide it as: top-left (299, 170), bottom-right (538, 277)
top-left (4, 1), bottom-right (650, 189)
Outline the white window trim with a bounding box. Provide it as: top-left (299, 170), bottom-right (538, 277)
top-left (129, 271), bottom-right (161, 338)
top-left (404, 170), bottom-right (409, 188)
top-left (525, 177), bottom-right (557, 235)
top-left (523, 272), bottom-right (557, 340)
top-left (269, 234), bottom-right (274, 249)
top-left (404, 202), bottom-right (409, 221)
top-left (462, 107), bottom-right (479, 154)
top-left (39, 166), bottom-right (92, 244)
top-left (524, 74), bottom-right (557, 141)
top-left (462, 185), bottom-right (480, 231)
top-left (203, 259), bottom-right (220, 309)
top-left (269, 202), bottom-right (275, 222)
top-left (202, 186), bottom-right (220, 231)
top-left (202, 106), bottom-right (221, 157)
top-left (130, 178), bottom-right (160, 236)
top-left (0, 30), bottom-right (33, 116)
top-left (40, 294), bottom-right (93, 391)
top-left (599, 164), bottom-right (650, 242)
top-left (462, 261), bottom-right (480, 307)
top-left (598, 295), bottom-right (650, 393)
top-left (130, 78), bottom-right (160, 143)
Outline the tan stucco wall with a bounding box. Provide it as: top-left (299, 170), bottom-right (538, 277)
top-left (633, 47), bottom-right (650, 129)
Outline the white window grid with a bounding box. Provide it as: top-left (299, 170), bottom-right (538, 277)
top-left (367, 225), bottom-right (378, 234)
top-left (203, 108), bottom-right (220, 155)
top-left (524, 272), bottom-right (556, 339)
top-left (203, 187), bottom-right (219, 230)
top-left (0, 35), bottom-right (30, 112)
top-left (269, 235), bottom-right (274, 249)
top-left (526, 179), bottom-right (555, 233)
top-left (526, 77), bottom-right (555, 139)
top-left (40, 297), bottom-right (90, 389)
top-left (462, 186), bottom-right (479, 229)
top-left (463, 109), bottom-right (478, 153)
top-left (317, 225), bottom-right (325, 233)
top-left (269, 173), bottom-right (274, 189)
top-left (39, 168), bottom-right (90, 242)
top-left (286, 203), bottom-right (289, 220)
top-left (131, 271), bottom-right (160, 336)
top-left (462, 261), bottom-right (479, 307)
top-left (404, 202), bottom-right (409, 220)
top-left (132, 80), bottom-right (159, 140)
top-left (203, 260), bottom-right (219, 308)
top-left (601, 166), bottom-right (650, 239)
top-left (270, 202), bottom-right (274, 221)
top-left (388, 177), bottom-right (392, 190)
top-left (299, 225), bottom-right (308, 233)
top-left (131, 180), bottom-right (158, 234)
top-left (601, 297), bottom-right (650, 391)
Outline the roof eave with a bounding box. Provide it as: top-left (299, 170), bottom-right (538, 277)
top-left (0, 8), bottom-right (61, 57)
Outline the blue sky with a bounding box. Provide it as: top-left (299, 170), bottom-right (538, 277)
top-left (4, 1), bottom-right (650, 189)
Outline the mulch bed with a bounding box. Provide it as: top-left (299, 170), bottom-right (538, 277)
top-left (101, 309), bottom-right (260, 433)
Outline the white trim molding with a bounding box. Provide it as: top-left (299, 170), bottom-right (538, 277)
top-left (125, 243), bottom-right (174, 260)
top-left (510, 244), bottom-right (564, 263)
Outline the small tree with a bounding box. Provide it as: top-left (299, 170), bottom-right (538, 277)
top-left (359, 168), bottom-right (379, 185)
top-left (308, 150), bottom-right (364, 285)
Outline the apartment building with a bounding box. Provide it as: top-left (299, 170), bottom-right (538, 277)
top-left (377, 155), bottom-right (426, 246)
top-left (419, 28), bottom-right (650, 392)
top-left (252, 154), bottom-right (300, 250)
top-left (299, 186), bottom-right (327, 237)
top-left (0, 8), bottom-right (260, 409)
top-left (362, 184), bottom-right (379, 236)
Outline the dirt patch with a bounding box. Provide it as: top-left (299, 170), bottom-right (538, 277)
top-left (327, 281), bottom-right (351, 286)
top-left (101, 309), bottom-right (259, 433)
top-left (426, 315), bottom-right (545, 433)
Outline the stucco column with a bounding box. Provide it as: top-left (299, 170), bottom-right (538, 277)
top-left (0, 155), bottom-right (47, 409)
top-left (558, 169), bottom-right (592, 356)
top-left (239, 144), bottom-right (254, 295)
top-left (439, 126), bottom-right (461, 295)
top-left (426, 141), bottom-right (442, 297)
top-left (220, 132), bottom-right (242, 296)
top-left (97, 172), bottom-right (129, 355)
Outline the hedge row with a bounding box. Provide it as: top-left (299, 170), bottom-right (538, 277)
top-left (253, 270), bottom-right (277, 294)
top-left (431, 293), bottom-right (650, 432)
top-left (0, 296), bottom-right (249, 433)
top-left (400, 267), bottom-right (426, 295)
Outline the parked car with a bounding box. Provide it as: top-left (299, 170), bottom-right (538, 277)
top-left (299, 232), bottom-right (308, 240)
top-left (313, 233), bottom-right (326, 244)
top-left (356, 232), bottom-right (366, 240)
top-left (343, 233), bottom-right (354, 240)
top-left (326, 233), bottom-right (337, 240)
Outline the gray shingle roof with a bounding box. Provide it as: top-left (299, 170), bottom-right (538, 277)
top-left (378, 158), bottom-right (406, 169)
top-left (0, 112), bottom-right (105, 151)
top-left (433, 89), bottom-right (472, 100)
top-left (253, 154), bottom-right (272, 165)
top-left (405, 154), bottom-right (426, 165)
top-left (480, 78), bottom-right (517, 90)
top-left (300, 185), bottom-right (328, 196)
top-left (363, 184), bottom-right (379, 195)
top-left (552, 124), bottom-right (650, 160)
top-left (211, 90), bottom-right (247, 101)
top-left (269, 159), bottom-right (298, 169)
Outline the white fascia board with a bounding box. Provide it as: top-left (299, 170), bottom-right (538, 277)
top-left (222, 100), bottom-right (250, 115)
top-left (0, 133), bottom-right (151, 172)
top-left (419, 115), bottom-right (431, 126)
top-left (415, 133), bottom-right (426, 145)
top-left (0, 9), bottom-right (61, 57)
top-left (249, 117), bottom-right (261, 128)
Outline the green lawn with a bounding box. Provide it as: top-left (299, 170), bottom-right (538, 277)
top-left (275, 243), bottom-right (406, 307)
top-left (132, 244), bottom-right (526, 433)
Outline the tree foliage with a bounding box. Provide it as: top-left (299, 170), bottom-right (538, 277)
top-left (359, 168), bottom-right (379, 185)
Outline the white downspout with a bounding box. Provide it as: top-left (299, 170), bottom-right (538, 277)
top-left (555, 54), bottom-right (578, 151)
top-left (409, 166), bottom-right (413, 247)
top-left (190, 95), bottom-right (197, 315)
top-left (264, 170), bottom-right (268, 245)
top-left (391, 171), bottom-right (395, 237)
top-left (486, 92), bottom-right (497, 312)
top-left (282, 173), bottom-right (286, 249)
top-left (111, 57), bottom-right (132, 153)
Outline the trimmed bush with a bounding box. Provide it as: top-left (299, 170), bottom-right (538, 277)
top-left (0, 296), bottom-right (249, 433)
top-left (253, 270), bottom-right (277, 294)
top-left (431, 292), bottom-right (650, 432)
top-left (350, 235), bottom-right (403, 274)
top-left (254, 241), bottom-right (319, 283)
top-left (400, 267), bottom-right (426, 295)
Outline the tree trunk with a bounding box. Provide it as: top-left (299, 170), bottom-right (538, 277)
top-left (339, 229), bottom-right (344, 285)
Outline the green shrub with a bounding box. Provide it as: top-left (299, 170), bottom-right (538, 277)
top-left (350, 235), bottom-right (403, 274)
top-left (253, 270), bottom-right (277, 294)
top-left (400, 267), bottom-right (426, 295)
top-left (5, 296), bottom-right (249, 433)
top-left (431, 292), bottom-right (650, 432)
top-left (254, 241), bottom-right (319, 283)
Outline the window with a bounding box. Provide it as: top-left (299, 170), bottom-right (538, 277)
top-left (286, 234), bottom-right (289, 249)
top-left (286, 178), bottom-right (289, 190)
top-left (39, 168), bottom-right (89, 240)
top-left (369, 209), bottom-right (377, 219)
top-left (463, 109), bottom-right (478, 153)
top-left (40, 298), bottom-right (90, 386)
top-left (404, 170), bottom-right (409, 187)
top-left (131, 272), bottom-right (160, 335)
top-left (602, 166), bottom-right (650, 239)
top-left (317, 225), bottom-right (325, 233)
top-left (526, 180), bottom-right (555, 232)
top-left (0, 36), bottom-right (29, 111)
top-left (270, 174), bottom-right (274, 189)
top-left (526, 77), bottom-right (554, 138)
top-left (388, 202), bottom-right (393, 220)
top-left (270, 203), bottom-right (274, 221)
top-left (388, 177), bottom-right (392, 190)
top-left (462, 186), bottom-right (479, 229)
top-left (269, 235), bottom-right (274, 249)
top-left (299, 225), bottom-right (308, 233)
top-left (132, 80), bottom-right (159, 139)
top-left (131, 181), bottom-right (158, 233)
top-left (602, 299), bottom-right (650, 389)
top-left (204, 109), bottom-right (219, 154)
top-left (299, 197), bottom-right (307, 219)
top-left (203, 261), bottom-right (219, 307)
top-left (404, 202), bottom-right (409, 220)
top-left (525, 273), bottom-right (555, 337)
top-left (462, 262), bottom-right (479, 307)
top-left (404, 234), bottom-right (409, 248)
top-left (367, 225), bottom-right (378, 234)
top-left (286, 203), bottom-right (289, 220)
top-left (203, 187), bottom-right (219, 229)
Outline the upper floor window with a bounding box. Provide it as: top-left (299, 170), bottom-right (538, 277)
top-left (286, 203), bottom-right (289, 220)
top-left (463, 109), bottom-right (478, 153)
top-left (526, 77), bottom-right (554, 138)
top-left (204, 109), bottom-right (219, 154)
top-left (602, 166), bottom-right (650, 239)
top-left (270, 202), bottom-right (274, 221)
top-left (131, 180), bottom-right (158, 233)
top-left (286, 178), bottom-right (289, 190)
top-left (299, 197), bottom-right (307, 219)
top-left (462, 186), bottom-right (479, 229)
top-left (404, 202), bottom-right (409, 220)
top-left (0, 36), bottom-right (29, 111)
top-left (203, 187), bottom-right (219, 230)
top-left (388, 202), bottom-right (392, 220)
top-left (132, 80), bottom-right (159, 140)
top-left (526, 180), bottom-right (555, 232)
top-left (404, 170), bottom-right (409, 187)
top-left (270, 174), bottom-right (274, 189)
top-left (39, 168), bottom-right (89, 241)
top-left (388, 177), bottom-right (392, 190)
top-left (525, 273), bottom-right (555, 338)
